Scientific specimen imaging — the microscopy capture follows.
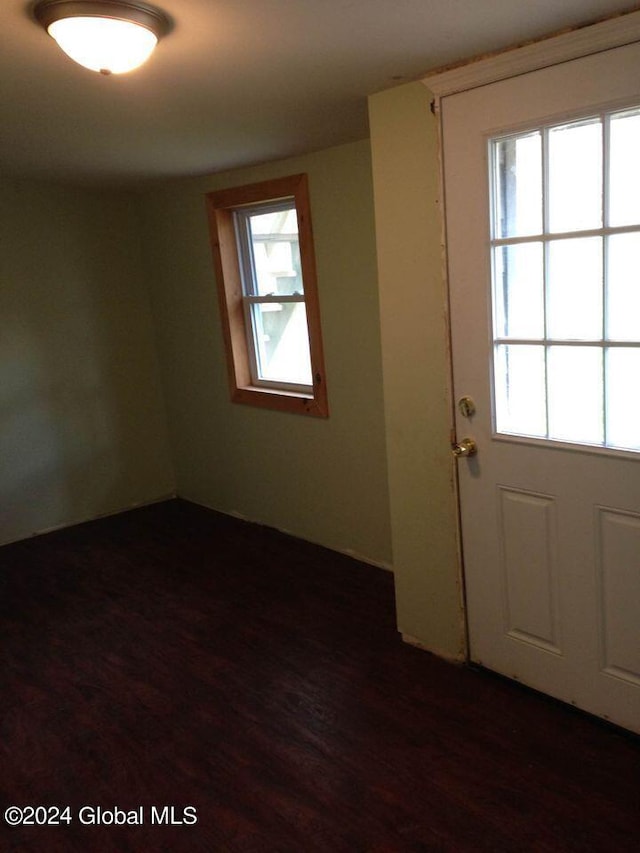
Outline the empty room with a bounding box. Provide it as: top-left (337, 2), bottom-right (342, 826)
top-left (2, 1), bottom-right (639, 850)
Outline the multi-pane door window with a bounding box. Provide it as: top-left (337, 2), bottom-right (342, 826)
top-left (490, 106), bottom-right (640, 452)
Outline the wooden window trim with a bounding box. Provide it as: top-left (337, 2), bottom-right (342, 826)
top-left (206, 174), bottom-right (329, 417)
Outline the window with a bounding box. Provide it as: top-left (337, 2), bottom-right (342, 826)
top-left (489, 106), bottom-right (640, 452)
top-left (206, 174), bottom-right (328, 417)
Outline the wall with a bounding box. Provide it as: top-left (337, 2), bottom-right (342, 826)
top-left (1, 123), bottom-right (461, 656)
top-left (137, 139), bottom-right (392, 568)
top-left (368, 82), bottom-right (465, 658)
top-left (0, 178), bottom-right (174, 545)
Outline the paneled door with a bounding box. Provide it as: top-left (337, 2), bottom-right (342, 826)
top-left (443, 41), bottom-right (640, 733)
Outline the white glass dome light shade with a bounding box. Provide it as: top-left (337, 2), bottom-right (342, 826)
top-left (34, 1), bottom-right (171, 76)
top-left (47, 16), bottom-right (157, 74)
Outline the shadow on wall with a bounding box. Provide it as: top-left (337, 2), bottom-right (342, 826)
top-left (0, 179), bottom-right (173, 545)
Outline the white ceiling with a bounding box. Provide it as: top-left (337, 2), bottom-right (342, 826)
top-left (3, 1), bottom-right (639, 184)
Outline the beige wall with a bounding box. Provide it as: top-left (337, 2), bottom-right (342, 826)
top-left (369, 82), bottom-right (465, 658)
top-left (3, 119), bottom-right (463, 658)
top-left (137, 139), bottom-right (392, 567)
top-left (0, 178), bottom-right (174, 545)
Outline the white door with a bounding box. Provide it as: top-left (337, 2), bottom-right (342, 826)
top-left (443, 42), bottom-right (640, 734)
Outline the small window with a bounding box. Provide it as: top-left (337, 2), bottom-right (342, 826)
top-left (206, 174), bottom-right (328, 417)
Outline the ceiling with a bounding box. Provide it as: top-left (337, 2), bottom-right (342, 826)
top-left (3, 0), bottom-right (639, 185)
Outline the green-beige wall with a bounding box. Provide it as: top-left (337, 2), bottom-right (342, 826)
top-left (136, 139), bottom-right (392, 568)
top-left (1, 178), bottom-right (174, 545)
top-left (2, 119), bottom-right (465, 660)
top-left (369, 82), bottom-right (465, 659)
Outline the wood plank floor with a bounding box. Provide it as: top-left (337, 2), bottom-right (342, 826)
top-left (1, 499), bottom-right (638, 852)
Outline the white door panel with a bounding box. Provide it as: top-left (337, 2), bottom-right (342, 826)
top-left (444, 41), bottom-right (640, 733)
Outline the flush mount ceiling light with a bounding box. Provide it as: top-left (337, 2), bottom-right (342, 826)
top-left (34, 0), bottom-right (171, 75)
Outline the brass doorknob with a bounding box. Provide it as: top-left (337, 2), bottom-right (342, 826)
top-left (452, 437), bottom-right (477, 458)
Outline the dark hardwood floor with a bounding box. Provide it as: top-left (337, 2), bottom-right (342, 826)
top-left (1, 499), bottom-right (638, 852)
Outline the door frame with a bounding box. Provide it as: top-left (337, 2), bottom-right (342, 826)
top-left (425, 8), bottom-right (640, 663)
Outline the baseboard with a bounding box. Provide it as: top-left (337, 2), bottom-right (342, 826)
top-left (2, 494), bottom-right (395, 576)
top-left (0, 492), bottom-right (177, 548)
top-left (182, 496), bottom-right (394, 573)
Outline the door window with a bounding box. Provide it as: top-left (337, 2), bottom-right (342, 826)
top-left (490, 107), bottom-right (640, 452)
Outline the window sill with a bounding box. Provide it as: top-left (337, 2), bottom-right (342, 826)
top-left (232, 384), bottom-right (328, 417)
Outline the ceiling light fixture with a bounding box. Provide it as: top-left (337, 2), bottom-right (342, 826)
top-left (34, 0), bottom-right (171, 75)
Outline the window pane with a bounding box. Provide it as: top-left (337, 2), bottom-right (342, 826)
top-left (495, 344), bottom-right (546, 437)
top-left (493, 132), bottom-right (542, 238)
top-left (548, 119), bottom-right (602, 233)
top-left (251, 301), bottom-right (312, 386)
top-left (606, 348), bottom-right (640, 451)
top-left (607, 233), bottom-right (640, 342)
top-left (548, 346), bottom-right (603, 444)
top-left (547, 237), bottom-right (602, 340)
top-left (609, 109), bottom-right (640, 227)
top-left (493, 243), bottom-right (544, 338)
top-left (249, 207), bottom-right (303, 296)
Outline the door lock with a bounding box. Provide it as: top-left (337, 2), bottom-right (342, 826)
top-left (458, 396), bottom-right (476, 418)
top-left (452, 437), bottom-right (478, 458)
